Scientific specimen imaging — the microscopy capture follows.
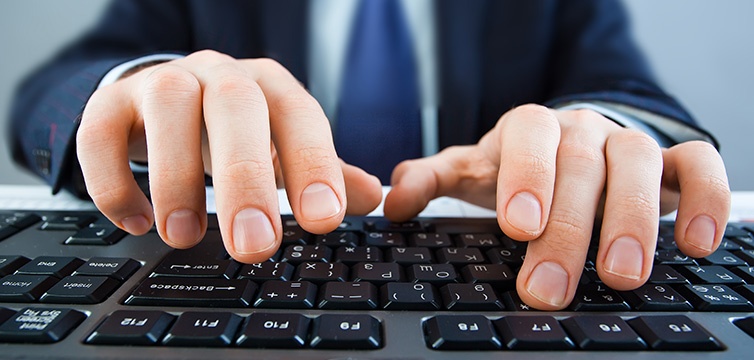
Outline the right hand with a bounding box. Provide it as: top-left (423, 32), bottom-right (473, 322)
top-left (77, 50), bottom-right (383, 263)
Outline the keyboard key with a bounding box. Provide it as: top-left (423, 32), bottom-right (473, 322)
top-left (436, 247), bottom-right (485, 265)
top-left (1, 212), bottom-right (41, 229)
top-left (622, 283), bottom-right (693, 311)
top-left (0, 274), bottom-right (58, 302)
top-left (440, 283), bottom-right (504, 310)
top-left (381, 282), bottom-right (441, 310)
top-left (699, 250), bottom-right (748, 266)
top-left (254, 281), bottom-right (317, 309)
top-left (0, 255), bottom-right (30, 276)
top-left (294, 262), bottom-right (348, 284)
top-left (460, 263), bottom-right (515, 288)
top-left (655, 249), bottom-right (696, 265)
top-left (735, 249), bottom-right (754, 265)
top-left (647, 265), bottom-right (689, 284)
top-left (407, 264), bottom-right (458, 284)
top-left (73, 257), bottom-right (141, 281)
top-left (680, 265), bottom-right (744, 284)
top-left (409, 233), bottom-right (452, 248)
top-left (731, 266), bottom-right (754, 283)
top-left (281, 226), bottom-right (311, 245)
top-left (386, 247), bottom-right (432, 264)
top-left (677, 284), bottom-right (754, 311)
top-left (309, 314), bottom-right (381, 349)
top-left (281, 245), bottom-right (332, 264)
top-left (733, 316), bottom-right (754, 339)
top-left (493, 316), bottom-right (575, 350)
top-left (0, 307), bottom-right (16, 324)
top-left (351, 262), bottom-right (403, 285)
top-left (236, 313), bottom-right (310, 348)
top-left (237, 262), bottom-right (294, 282)
top-left (316, 232), bottom-right (360, 247)
top-left (424, 315), bottom-right (501, 350)
top-left (486, 247), bottom-right (527, 267)
top-left (40, 215), bottom-right (96, 231)
top-left (151, 258), bottom-right (240, 279)
top-left (0, 307), bottom-right (85, 343)
top-left (125, 278), bottom-right (257, 307)
top-left (569, 284), bottom-right (630, 311)
top-left (561, 316), bottom-right (646, 350)
top-left (162, 311), bottom-right (243, 347)
top-left (627, 315), bottom-right (723, 350)
top-left (40, 276), bottom-right (120, 304)
top-left (364, 232), bottom-right (405, 248)
top-left (86, 310), bottom-right (175, 345)
top-left (64, 224), bottom-right (127, 245)
top-left (501, 291), bottom-right (539, 312)
top-left (318, 282), bottom-right (378, 310)
top-left (335, 246), bottom-right (382, 264)
top-left (16, 256), bottom-right (84, 278)
top-left (456, 233), bottom-right (502, 248)
top-left (371, 220), bottom-right (425, 233)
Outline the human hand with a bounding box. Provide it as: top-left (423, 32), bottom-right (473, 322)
top-left (384, 104), bottom-right (730, 310)
top-left (77, 50), bottom-right (382, 263)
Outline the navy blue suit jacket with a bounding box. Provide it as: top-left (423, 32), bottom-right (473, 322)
top-left (9, 0), bottom-right (698, 197)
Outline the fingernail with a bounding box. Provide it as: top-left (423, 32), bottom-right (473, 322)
top-left (604, 236), bottom-right (644, 280)
top-left (686, 215), bottom-right (716, 252)
top-left (300, 182), bottom-right (342, 221)
top-left (122, 215), bottom-right (150, 235)
top-left (526, 261), bottom-right (569, 307)
top-left (233, 208), bottom-right (276, 255)
top-left (166, 209), bottom-right (202, 246)
top-left (506, 192), bottom-right (542, 233)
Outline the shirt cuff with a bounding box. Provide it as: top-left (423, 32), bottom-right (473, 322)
top-left (97, 54), bottom-right (184, 89)
top-left (555, 101), bottom-right (716, 149)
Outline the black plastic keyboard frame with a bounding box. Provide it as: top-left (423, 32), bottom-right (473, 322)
top-left (0, 211), bottom-right (752, 360)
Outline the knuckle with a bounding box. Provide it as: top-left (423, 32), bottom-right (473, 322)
top-left (544, 210), bottom-right (591, 251)
top-left (614, 130), bottom-right (661, 157)
top-left (557, 138), bottom-right (603, 167)
top-left (507, 104), bottom-right (556, 125)
top-left (215, 157), bottom-right (273, 185)
top-left (86, 181), bottom-right (134, 214)
top-left (252, 57), bottom-right (288, 75)
top-left (511, 148), bottom-right (554, 178)
top-left (568, 108), bottom-right (609, 127)
top-left (205, 65), bottom-right (262, 98)
top-left (286, 146), bottom-right (338, 173)
top-left (143, 66), bottom-right (200, 96)
top-left (186, 49), bottom-right (233, 63)
top-left (269, 88), bottom-right (321, 116)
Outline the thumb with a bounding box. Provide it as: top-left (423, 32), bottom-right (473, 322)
top-left (384, 145), bottom-right (497, 222)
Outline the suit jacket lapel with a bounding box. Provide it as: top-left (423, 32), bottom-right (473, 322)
top-left (436, 0), bottom-right (487, 148)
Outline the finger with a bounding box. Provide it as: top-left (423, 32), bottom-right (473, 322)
top-left (516, 112), bottom-right (609, 310)
top-left (341, 160), bottom-right (383, 215)
top-left (77, 84), bottom-right (153, 235)
top-left (140, 65), bottom-right (207, 249)
top-left (596, 130), bottom-right (662, 290)
top-left (663, 141), bottom-right (730, 258)
top-left (384, 145), bottom-right (490, 222)
top-left (247, 59), bottom-right (347, 234)
top-left (192, 58), bottom-right (281, 263)
top-left (493, 104), bottom-right (560, 240)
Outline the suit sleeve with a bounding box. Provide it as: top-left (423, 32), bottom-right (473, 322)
top-left (543, 0), bottom-right (716, 147)
top-left (8, 0), bottom-right (192, 197)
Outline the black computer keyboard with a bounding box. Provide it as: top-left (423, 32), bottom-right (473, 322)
top-left (0, 210), bottom-right (753, 359)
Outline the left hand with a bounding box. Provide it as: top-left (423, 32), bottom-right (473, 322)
top-left (383, 104), bottom-right (730, 310)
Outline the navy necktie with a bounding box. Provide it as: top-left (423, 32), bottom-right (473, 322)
top-left (335, 0), bottom-right (422, 184)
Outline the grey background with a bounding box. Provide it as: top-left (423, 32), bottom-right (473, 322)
top-left (1, 0), bottom-right (752, 190)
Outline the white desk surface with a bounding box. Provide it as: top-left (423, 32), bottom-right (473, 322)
top-left (1, 185), bottom-right (753, 222)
